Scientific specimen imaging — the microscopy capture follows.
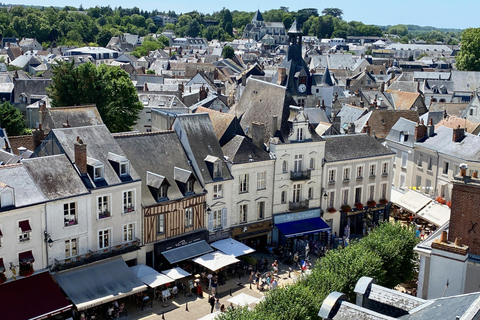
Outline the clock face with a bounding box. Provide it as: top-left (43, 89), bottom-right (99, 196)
top-left (298, 84), bottom-right (306, 93)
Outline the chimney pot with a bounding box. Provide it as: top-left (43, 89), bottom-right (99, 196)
top-left (440, 231), bottom-right (448, 243)
top-left (74, 138), bottom-right (87, 175)
top-left (455, 237), bottom-right (462, 246)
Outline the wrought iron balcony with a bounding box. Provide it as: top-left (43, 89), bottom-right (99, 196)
top-left (289, 200), bottom-right (309, 211)
top-left (290, 169), bottom-right (311, 181)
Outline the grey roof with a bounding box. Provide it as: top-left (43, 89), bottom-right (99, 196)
top-left (252, 10), bottom-right (264, 22)
top-left (337, 105), bottom-right (368, 132)
top-left (114, 131), bottom-right (202, 206)
top-left (222, 135), bottom-right (271, 164)
top-left (419, 111), bottom-right (444, 127)
top-left (22, 154), bottom-right (89, 200)
top-left (43, 106), bottom-right (104, 132)
top-left (0, 149), bottom-right (21, 165)
top-left (385, 117), bottom-right (417, 147)
top-left (450, 71), bottom-right (480, 93)
top-left (324, 134), bottom-right (394, 162)
top-left (0, 164), bottom-right (46, 208)
top-left (303, 108), bottom-right (330, 126)
top-left (174, 113), bottom-right (232, 184)
top-left (288, 19), bottom-right (301, 34)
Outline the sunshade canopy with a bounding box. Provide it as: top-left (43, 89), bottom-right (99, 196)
top-left (276, 217), bottom-right (331, 238)
top-left (162, 240), bottom-right (213, 264)
top-left (161, 267), bottom-right (191, 280)
top-left (193, 251), bottom-right (239, 271)
top-left (210, 238), bottom-right (255, 257)
top-left (227, 293), bottom-right (260, 306)
top-left (130, 264), bottom-right (174, 288)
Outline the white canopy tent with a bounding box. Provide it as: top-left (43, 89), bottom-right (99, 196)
top-left (416, 201), bottom-right (450, 227)
top-left (161, 267), bottom-right (191, 280)
top-left (210, 238), bottom-right (255, 257)
top-left (227, 293), bottom-right (260, 306)
top-left (394, 190), bottom-right (432, 214)
top-left (130, 264), bottom-right (174, 288)
top-left (193, 251), bottom-right (240, 272)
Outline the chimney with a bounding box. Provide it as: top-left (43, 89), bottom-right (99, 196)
top-left (242, 74), bottom-right (246, 86)
top-left (6, 42), bottom-right (9, 47)
top-left (440, 231), bottom-right (448, 243)
top-left (62, 119), bottom-right (70, 128)
top-left (363, 121), bottom-right (371, 136)
top-left (17, 146), bottom-right (27, 156)
top-left (178, 83), bottom-right (184, 93)
top-left (217, 88), bottom-right (221, 96)
top-left (74, 136), bottom-right (87, 175)
top-left (348, 122), bottom-right (356, 134)
top-left (271, 115), bottom-right (278, 136)
top-left (321, 100), bottom-right (326, 111)
top-left (460, 163), bottom-right (468, 177)
top-left (39, 101), bottom-right (47, 126)
top-left (144, 82), bottom-right (148, 91)
top-left (332, 115), bottom-right (341, 133)
top-left (454, 237), bottom-right (462, 246)
top-left (452, 125), bottom-right (465, 142)
top-left (417, 81), bottom-right (420, 93)
top-left (360, 99), bottom-right (365, 108)
top-left (32, 124), bottom-right (44, 151)
top-left (380, 82), bottom-right (385, 93)
top-left (277, 67), bottom-right (286, 86)
top-left (251, 122), bottom-right (265, 150)
top-left (414, 121), bottom-right (427, 141)
top-left (427, 118), bottom-right (435, 137)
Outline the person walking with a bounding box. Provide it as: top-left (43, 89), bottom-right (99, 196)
top-left (215, 298), bottom-right (221, 312)
top-left (255, 270), bottom-right (261, 290)
top-left (209, 294), bottom-right (216, 313)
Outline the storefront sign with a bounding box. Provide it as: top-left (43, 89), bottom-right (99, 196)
top-left (347, 205), bottom-right (386, 216)
top-left (154, 229), bottom-right (208, 255)
top-left (231, 220), bottom-right (273, 237)
top-left (274, 209), bottom-right (320, 224)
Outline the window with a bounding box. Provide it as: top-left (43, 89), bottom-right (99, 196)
top-left (428, 157), bottom-right (433, 171)
top-left (391, 148), bottom-right (397, 165)
top-left (381, 183), bottom-right (387, 199)
top-left (294, 155), bottom-right (303, 172)
top-left (382, 162), bottom-right (388, 175)
top-left (94, 165), bottom-right (104, 180)
top-left (401, 153), bottom-right (408, 168)
top-left (123, 190), bottom-right (134, 213)
top-left (120, 162), bottom-right (129, 176)
top-left (355, 187), bottom-right (362, 203)
top-left (185, 207), bottom-right (193, 228)
top-left (281, 191), bottom-right (286, 204)
top-left (257, 201), bottom-right (265, 219)
top-left (239, 204), bottom-right (248, 223)
top-left (158, 185), bottom-right (168, 200)
top-left (65, 238), bottom-right (78, 258)
top-left (310, 158), bottom-right (315, 170)
top-left (369, 185), bottom-right (375, 201)
top-left (443, 161), bottom-right (449, 175)
top-left (454, 164), bottom-right (459, 176)
top-left (157, 214), bottom-right (165, 234)
top-left (293, 184), bottom-right (301, 202)
top-left (64, 202), bottom-right (77, 226)
top-left (239, 174), bottom-right (249, 193)
top-left (213, 184), bottom-right (223, 198)
top-left (343, 167), bottom-right (350, 181)
top-left (417, 154), bottom-right (423, 167)
top-left (282, 161), bottom-right (288, 173)
top-left (425, 180), bottom-right (431, 195)
top-left (328, 191), bottom-right (335, 208)
top-left (213, 209), bottom-right (222, 229)
top-left (257, 171), bottom-right (266, 190)
top-left (369, 164), bottom-right (376, 177)
top-left (213, 161), bottom-right (222, 178)
top-left (328, 169), bottom-right (336, 183)
top-left (416, 175), bottom-right (421, 189)
top-left (357, 166), bottom-right (364, 179)
top-left (392, 168), bottom-right (396, 185)
top-left (123, 223), bottom-right (135, 242)
top-left (18, 220), bottom-right (31, 242)
top-left (400, 174), bottom-right (406, 189)
top-left (342, 189), bottom-right (349, 205)
top-left (97, 195), bottom-right (110, 219)
top-left (470, 109), bottom-right (474, 116)
top-left (186, 180), bottom-right (194, 194)
top-left (98, 229), bottom-right (110, 249)
top-left (308, 187), bottom-right (314, 199)
top-left (296, 128), bottom-right (304, 141)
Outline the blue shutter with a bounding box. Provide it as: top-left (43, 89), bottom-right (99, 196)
top-left (221, 208), bottom-right (227, 228)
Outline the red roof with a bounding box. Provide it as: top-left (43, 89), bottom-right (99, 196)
top-left (0, 271), bottom-right (71, 320)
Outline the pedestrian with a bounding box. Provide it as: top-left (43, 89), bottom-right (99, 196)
top-left (272, 260), bottom-right (278, 274)
top-left (255, 270), bottom-right (261, 290)
top-left (247, 269), bottom-right (254, 283)
top-left (209, 294), bottom-right (216, 313)
top-left (215, 298), bottom-right (221, 312)
top-left (228, 302), bottom-right (235, 311)
top-left (220, 304), bottom-right (225, 312)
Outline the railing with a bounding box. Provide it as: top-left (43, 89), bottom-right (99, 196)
top-left (289, 200), bottom-right (309, 211)
top-left (290, 169), bottom-right (311, 181)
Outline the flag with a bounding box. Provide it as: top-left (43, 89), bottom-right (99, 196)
top-left (301, 260), bottom-right (307, 270)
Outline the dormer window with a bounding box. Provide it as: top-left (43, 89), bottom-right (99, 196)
top-left (94, 165), bottom-right (104, 180)
top-left (158, 185), bottom-right (168, 200)
top-left (186, 179), bottom-right (194, 194)
top-left (87, 157), bottom-right (104, 181)
top-left (108, 152), bottom-right (130, 178)
top-left (0, 185), bottom-right (14, 208)
top-left (120, 161), bottom-right (129, 176)
top-left (213, 161), bottom-right (222, 179)
top-left (297, 128), bottom-right (304, 141)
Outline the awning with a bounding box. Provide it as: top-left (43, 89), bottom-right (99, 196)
top-left (394, 190), bottom-right (432, 214)
top-left (19, 250), bottom-right (35, 264)
top-left (227, 293), bottom-right (260, 306)
top-left (19, 220), bottom-right (31, 232)
top-left (276, 217), bottom-right (331, 238)
top-left (162, 240), bottom-right (213, 264)
top-left (130, 264), bottom-right (174, 288)
top-left (0, 271), bottom-right (72, 320)
top-left (161, 267), bottom-right (191, 280)
top-left (0, 258), bottom-right (5, 273)
top-left (53, 257), bottom-right (147, 311)
top-left (193, 251), bottom-right (239, 272)
top-left (211, 238), bottom-right (255, 257)
top-left (416, 201), bottom-right (450, 227)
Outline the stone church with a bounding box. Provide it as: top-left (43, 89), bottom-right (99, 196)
top-left (242, 10), bottom-right (287, 44)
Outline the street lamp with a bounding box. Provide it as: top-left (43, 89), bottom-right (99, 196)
top-left (44, 231), bottom-right (53, 248)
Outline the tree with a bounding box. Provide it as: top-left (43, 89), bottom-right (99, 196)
top-left (456, 28), bottom-right (480, 71)
top-left (322, 8), bottom-right (343, 19)
top-left (47, 61), bottom-right (142, 133)
top-left (222, 45), bottom-right (234, 59)
top-left (0, 102), bottom-right (27, 136)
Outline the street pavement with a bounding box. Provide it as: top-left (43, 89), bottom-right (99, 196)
top-left (114, 253), bottom-right (316, 320)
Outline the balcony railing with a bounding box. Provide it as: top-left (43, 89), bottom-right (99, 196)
top-left (290, 169), bottom-right (311, 181)
top-left (289, 200), bottom-right (309, 211)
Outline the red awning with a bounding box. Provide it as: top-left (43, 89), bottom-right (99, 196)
top-left (19, 220), bottom-right (31, 232)
top-left (0, 258), bottom-right (4, 273)
top-left (0, 271), bottom-right (72, 320)
top-left (19, 250), bottom-right (35, 264)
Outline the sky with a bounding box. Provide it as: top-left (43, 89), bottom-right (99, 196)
top-left (7, 0), bottom-right (480, 29)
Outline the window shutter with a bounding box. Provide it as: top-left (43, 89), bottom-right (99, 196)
top-left (221, 208), bottom-right (227, 228)
top-left (208, 212), bottom-right (213, 231)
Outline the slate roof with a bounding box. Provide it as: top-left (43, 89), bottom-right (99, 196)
top-left (173, 113), bottom-right (232, 184)
top-left (303, 108), bottom-right (330, 126)
top-left (385, 118), bottom-right (417, 147)
top-left (355, 110), bottom-right (420, 140)
top-left (114, 131), bottom-right (203, 206)
top-left (222, 135), bottom-right (270, 164)
top-left (42, 105), bottom-right (104, 133)
top-left (0, 163), bottom-right (46, 208)
top-left (324, 134), bottom-right (394, 162)
top-left (337, 105), bottom-right (368, 132)
top-left (386, 90), bottom-right (421, 111)
top-left (252, 10), bottom-right (264, 22)
top-left (195, 107), bottom-right (238, 143)
top-left (419, 111), bottom-right (444, 127)
top-left (429, 102), bottom-right (468, 118)
top-left (0, 149), bottom-right (21, 165)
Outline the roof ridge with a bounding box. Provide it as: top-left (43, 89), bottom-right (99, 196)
top-left (0, 163), bottom-right (23, 169)
top-left (113, 130), bottom-right (174, 138)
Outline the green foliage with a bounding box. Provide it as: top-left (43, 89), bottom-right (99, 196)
top-left (222, 45), bottom-right (234, 59)
top-left (0, 102), bottom-right (27, 136)
top-left (457, 28), bottom-right (480, 71)
top-left (47, 60), bottom-right (142, 133)
top-left (388, 24), bottom-right (408, 36)
top-left (132, 40), bottom-right (165, 58)
top-left (146, 69), bottom-right (155, 74)
top-left (321, 8), bottom-right (343, 19)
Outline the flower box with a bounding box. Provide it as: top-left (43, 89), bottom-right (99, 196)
top-left (379, 198), bottom-right (388, 205)
top-left (327, 207), bottom-right (336, 213)
top-left (0, 272), bottom-right (6, 284)
top-left (340, 204), bottom-right (351, 213)
top-left (367, 200), bottom-right (376, 207)
top-left (354, 202), bottom-right (364, 210)
top-left (435, 196), bottom-right (447, 205)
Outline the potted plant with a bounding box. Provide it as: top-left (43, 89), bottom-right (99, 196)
top-left (435, 196), bottom-right (447, 205)
top-left (379, 198), bottom-right (388, 205)
top-left (0, 272), bottom-right (6, 284)
top-left (367, 200), bottom-right (376, 207)
top-left (354, 202), bottom-right (363, 210)
top-left (327, 207), bottom-right (336, 213)
top-left (447, 201), bottom-right (451, 208)
top-left (340, 204), bottom-right (351, 213)
top-left (19, 264), bottom-right (34, 277)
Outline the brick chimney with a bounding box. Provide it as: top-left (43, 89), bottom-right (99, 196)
top-left (39, 100), bottom-right (47, 126)
top-left (32, 124), bottom-right (44, 151)
top-left (452, 125), bottom-right (465, 142)
top-left (74, 136), bottom-right (87, 175)
top-left (415, 120), bottom-right (427, 141)
top-left (277, 67), bottom-right (286, 86)
top-left (144, 82), bottom-right (148, 91)
top-left (62, 119), bottom-right (70, 128)
top-left (363, 121), bottom-right (371, 136)
top-left (348, 122), bottom-right (356, 134)
top-left (251, 122), bottom-right (265, 150)
top-left (427, 118), bottom-right (435, 137)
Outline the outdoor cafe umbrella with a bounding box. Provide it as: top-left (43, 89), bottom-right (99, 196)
top-left (193, 251), bottom-right (239, 272)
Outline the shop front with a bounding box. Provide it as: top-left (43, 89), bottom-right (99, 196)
top-left (231, 220), bottom-right (273, 252)
top-left (339, 203), bottom-right (391, 238)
